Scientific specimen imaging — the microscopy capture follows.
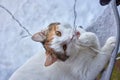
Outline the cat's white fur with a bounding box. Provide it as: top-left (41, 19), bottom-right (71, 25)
top-left (9, 23), bottom-right (116, 80)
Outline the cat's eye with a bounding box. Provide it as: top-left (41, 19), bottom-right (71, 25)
top-left (55, 31), bottom-right (61, 37)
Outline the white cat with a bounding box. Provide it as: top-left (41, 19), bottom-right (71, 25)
top-left (9, 22), bottom-right (116, 80)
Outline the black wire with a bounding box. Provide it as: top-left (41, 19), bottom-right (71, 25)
top-left (103, 0), bottom-right (120, 80)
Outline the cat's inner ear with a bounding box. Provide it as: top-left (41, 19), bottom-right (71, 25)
top-left (32, 31), bottom-right (47, 43)
top-left (45, 53), bottom-right (58, 66)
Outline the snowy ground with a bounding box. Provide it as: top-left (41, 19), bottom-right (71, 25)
top-left (0, 0), bottom-right (116, 79)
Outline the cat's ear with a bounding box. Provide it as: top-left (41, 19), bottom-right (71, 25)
top-left (45, 53), bottom-right (58, 66)
top-left (32, 30), bottom-right (47, 42)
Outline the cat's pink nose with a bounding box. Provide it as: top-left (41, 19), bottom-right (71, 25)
top-left (75, 31), bottom-right (80, 39)
top-left (70, 31), bottom-right (80, 41)
top-left (76, 31), bottom-right (80, 36)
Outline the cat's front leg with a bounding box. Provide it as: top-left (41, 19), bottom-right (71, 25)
top-left (86, 37), bottom-right (116, 80)
top-left (101, 37), bottom-right (116, 53)
top-left (76, 32), bottom-right (100, 49)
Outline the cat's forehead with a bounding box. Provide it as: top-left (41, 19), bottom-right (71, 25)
top-left (48, 22), bottom-right (60, 31)
top-left (48, 22), bottom-right (72, 32)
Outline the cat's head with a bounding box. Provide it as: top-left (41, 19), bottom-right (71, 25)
top-left (32, 22), bottom-right (77, 66)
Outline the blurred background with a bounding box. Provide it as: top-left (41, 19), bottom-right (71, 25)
top-left (0, 0), bottom-right (118, 79)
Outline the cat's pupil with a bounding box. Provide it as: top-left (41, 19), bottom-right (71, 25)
top-left (56, 31), bottom-right (61, 37)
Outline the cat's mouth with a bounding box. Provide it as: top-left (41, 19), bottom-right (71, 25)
top-left (43, 40), bottom-right (70, 66)
top-left (56, 44), bottom-right (69, 61)
top-left (57, 32), bottom-right (78, 61)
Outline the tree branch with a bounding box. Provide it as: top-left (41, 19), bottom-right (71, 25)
top-left (0, 4), bottom-right (32, 37)
top-left (73, 0), bottom-right (77, 28)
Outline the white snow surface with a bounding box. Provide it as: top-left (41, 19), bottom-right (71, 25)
top-left (0, 0), bottom-right (118, 80)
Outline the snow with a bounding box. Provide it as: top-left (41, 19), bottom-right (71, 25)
top-left (0, 0), bottom-right (118, 80)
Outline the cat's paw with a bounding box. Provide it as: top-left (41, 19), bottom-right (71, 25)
top-left (101, 37), bottom-right (116, 55)
top-left (106, 37), bottom-right (116, 47)
top-left (78, 32), bottom-right (98, 47)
